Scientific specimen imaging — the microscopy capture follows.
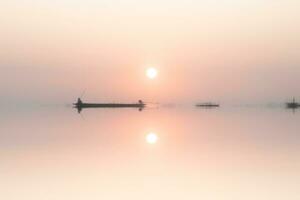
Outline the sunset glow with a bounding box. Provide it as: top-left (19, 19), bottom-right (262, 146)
top-left (146, 67), bottom-right (158, 79)
top-left (1, 1), bottom-right (300, 199)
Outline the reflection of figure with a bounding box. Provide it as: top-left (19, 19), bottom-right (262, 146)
top-left (77, 106), bottom-right (82, 114)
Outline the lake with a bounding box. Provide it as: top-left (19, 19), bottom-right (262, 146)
top-left (0, 105), bottom-right (299, 200)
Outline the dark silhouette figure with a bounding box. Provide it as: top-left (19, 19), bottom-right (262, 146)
top-left (77, 98), bottom-right (83, 105)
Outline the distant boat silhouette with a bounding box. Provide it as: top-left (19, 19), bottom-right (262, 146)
top-left (286, 98), bottom-right (300, 109)
top-left (196, 102), bottom-right (220, 108)
top-left (74, 98), bottom-right (146, 113)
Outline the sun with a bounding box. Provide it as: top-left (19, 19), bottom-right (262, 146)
top-left (146, 67), bottom-right (158, 79)
top-left (146, 133), bottom-right (158, 144)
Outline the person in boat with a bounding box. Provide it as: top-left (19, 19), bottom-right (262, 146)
top-left (138, 100), bottom-right (144, 105)
top-left (77, 98), bottom-right (83, 106)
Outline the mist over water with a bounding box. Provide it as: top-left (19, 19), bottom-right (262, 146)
top-left (1, 65), bottom-right (300, 106)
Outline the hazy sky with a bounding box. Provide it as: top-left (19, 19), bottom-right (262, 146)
top-left (1, 0), bottom-right (299, 104)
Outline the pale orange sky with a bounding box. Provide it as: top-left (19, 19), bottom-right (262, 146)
top-left (0, 0), bottom-right (300, 104)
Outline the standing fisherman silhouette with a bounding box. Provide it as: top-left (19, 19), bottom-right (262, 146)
top-left (77, 98), bottom-right (83, 106)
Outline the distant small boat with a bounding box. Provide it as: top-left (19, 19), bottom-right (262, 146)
top-left (74, 98), bottom-right (146, 113)
top-left (196, 102), bottom-right (220, 108)
top-left (286, 98), bottom-right (300, 109)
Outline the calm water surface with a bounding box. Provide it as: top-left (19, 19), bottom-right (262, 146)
top-left (0, 106), bottom-right (299, 200)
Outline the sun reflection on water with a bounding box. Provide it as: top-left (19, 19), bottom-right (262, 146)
top-left (146, 133), bottom-right (158, 144)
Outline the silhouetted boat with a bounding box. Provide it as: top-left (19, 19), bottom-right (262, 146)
top-left (196, 102), bottom-right (220, 108)
top-left (286, 98), bottom-right (300, 109)
top-left (74, 98), bottom-right (146, 113)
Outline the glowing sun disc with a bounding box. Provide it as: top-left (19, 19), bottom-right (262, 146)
top-left (146, 67), bottom-right (158, 79)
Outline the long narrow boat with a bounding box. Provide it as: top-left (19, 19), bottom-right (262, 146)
top-left (286, 98), bottom-right (300, 109)
top-left (74, 98), bottom-right (146, 113)
top-left (196, 102), bottom-right (220, 108)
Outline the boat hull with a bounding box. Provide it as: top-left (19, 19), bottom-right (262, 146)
top-left (286, 103), bottom-right (300, 109)
top-left (75, 103), bottom-right (145, 108)
top-left (74, 102), bottom-right (145, 113)
top-left (196, 104), bottom-right (220, 108)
